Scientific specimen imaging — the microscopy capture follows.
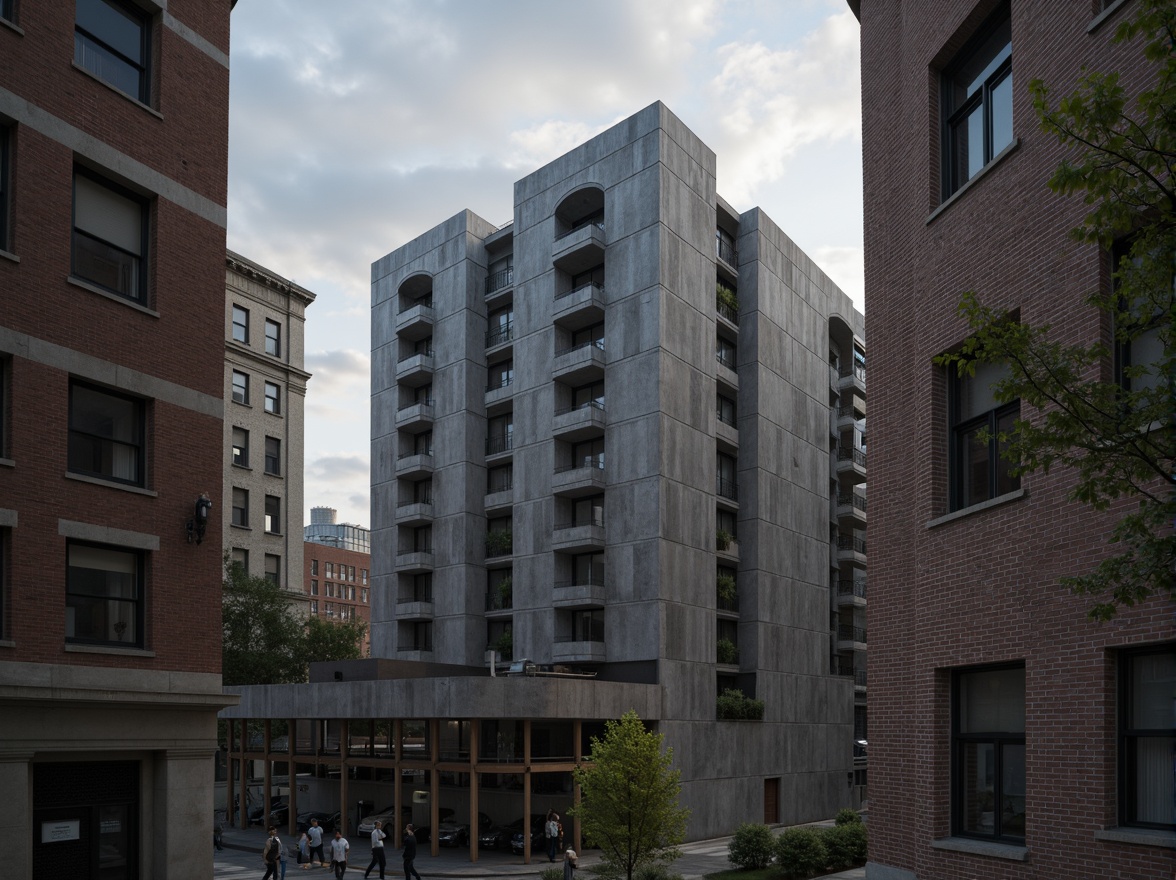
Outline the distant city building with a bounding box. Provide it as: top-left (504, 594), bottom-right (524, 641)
top-left (851, 1), bottom-right (1175, 878)
top-left (0, 2), bottom-right (234, 878)
top-left (304, 539), bottom-right (371, 652)
top-left (224, 251), bottom-right (315, 603)
top-left (305, 505), bottom-right (372, 553)
top-left (223, 102), bottom-right (864, 848)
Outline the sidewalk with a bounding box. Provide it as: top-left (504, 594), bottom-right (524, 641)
top-left (219, 823), bottom-right (865, 880)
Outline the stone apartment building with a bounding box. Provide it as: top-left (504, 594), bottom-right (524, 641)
top-left (224, 250), bottom-right (314, 600)
top-left (850, 1), bottom-right (1174, 878)
top-left (0, 1), bottom-right (234, 878)
top-left (223, 102), bottom-right (866, 847)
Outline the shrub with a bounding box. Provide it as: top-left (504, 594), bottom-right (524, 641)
top-left (485, 528), bottom-right (513, 556)
top-left (634, 867), bottom-right (683, 880)
top-left (821, 823), bottom-right (867, 870)
top-left (727, 822), bottom-right (775, 870)
top-left (833, 807), bottom-right (862, 827)
top-left (716, 638), bottom-right (738, 664)
top-left (539, 869), bottom-right (563, 880)
top-left (716, 573), bottom-right (737, 607)
top-left (716, 689), bottom-right (765, 721)
top-left (716, 529), bottom-right (733, 551)
top-left (775, 827), bottom-right (828, 880)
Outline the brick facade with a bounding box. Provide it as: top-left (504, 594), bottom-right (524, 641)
top-left (856, 2), bottom-right (1174, 878)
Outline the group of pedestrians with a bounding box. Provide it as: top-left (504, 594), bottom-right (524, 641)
top-left (261, 816), bottom-right (423, 880)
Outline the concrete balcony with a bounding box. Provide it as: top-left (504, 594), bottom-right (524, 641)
top-left (717, 539), bottom-right (740, 563)
top-left (484, 486), bottom-right (513, 512)
top-left (396, 302), bottom-right (434, 340)
top-left (837, 624), bottom-right (867, 652)
top-left (551, 521), bottom-right (605, 553)
top-left (396, 401), bottom-right (434, 431)
top-left (836, 579), bottom-right (867, 608)
top-left (836, 491), bottom-right (868, 525)
top-left (552, 460), bottom-right (606, 496)
top-left (553, 578), bottom-right (607, 609)
top-left (838, 363), bottom-right (867, 397)
top-left (837, 534), bottom-right (867, 567)
top-left (394, 550), bottom-right (434, 573)
top-left (396, 500), bottom-right (434, 526)
top-left (552, 222), bottom-right (606, 274)
top-left (484, 266), bottom-right (514, 299)
top-left (484, 378), bottom-right (513, 409)
top-left (837, 400), bottom-right (865, 430)
top-left (553, 282), bottom-right (605, 328)
top-left (552, 638), bottom-right (606, 664)
top-left (396, 351), bottom-right (434, 385)
top-left (552, 400), bottom-right (606, 441)
top-left (836, 446), bottom-right (867, 483)
top-left (395, 597), bottom-right (434, 619)
top-left (553, 340), bottom-right (605, 384)
top-left (716, 418), bottom-right (739, 450)
top-left (395, 453), bottom-right (434, 479)
top-left (716, 357), bottom-right (739, 391)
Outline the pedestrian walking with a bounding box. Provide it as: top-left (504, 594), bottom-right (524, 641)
top-left (364, 819), bottom-right (387, 879)
top-left (329, 829), bottom-right (350, 880)
top-left (402, 824), bottom-right (423, 880)
top-left (262, 827), bottom-right (281, 880)
top-left (306, 819), bottom-right (325, 867)
top-left (297, 831), bottom-right (310, 867)
top-left (214, 818), bottom-right (224, 852)
top-left (545, 811), bottom-right (560, 861)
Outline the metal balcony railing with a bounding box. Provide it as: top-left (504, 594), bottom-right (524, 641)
top-left (486, 481), bottom-right (512, 494)
top-left (486, 376), bottom-right (513, 393)
top-left (485, 591), bottom-right (512, 612)
top-left (837, 446), bottom-right (868, 467)
top-left (717, 477), bottom-right (738, 501)
top-left (554, 573), bottom-right (606, 589)
top-left (554, 456), bottom-right (604, 474)
top-left (485, 434), bottom-right (514, 455)
top-left (717, 299), bottom-right (738, 324)
top-left (556, 338), bottom-right (605, 358)
top-left (397, 547), bottom-right (433, 557)
top-left (717, 239), bottom-right (738, 266)
top-left (397, 348), bottom-right (434, 362)
top-left (837, 493), bottom-right (868, 512)
top-left (555, 399), bottom-right (605, 417)
top-left (485, 324), bottom-right (514, 348)
top-left (555, 281), bottom-right (604, 301)
top-left (555, 219), bottom-right (605, 241)
top-left (485, 267), bottom-right (514, 295)
top-left (398, 450), bottom-right (432, 460)
top-left (554, 517), bottom-right (603, 531)
top-left (838, 624), bottom-right (867, 643)
top-left (397, 587), bottom-right (433, 604)
top-left (398, 297), bottom-right (433, 314)
top-left (837, 535), bottom-right (867, 554)
top-left (397, 496), bottom-right (432, 508)
top-left (398, 399), bottom-right (434, 412)
top-left (838, 579), bottom-right (867, 599)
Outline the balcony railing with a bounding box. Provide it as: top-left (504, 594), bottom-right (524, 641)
top-left (486, 434), bottom-right (514, 455)
top-left (554, 517), bottom-right (604, 531)
top-left (398, 450), bottom-right (432, 460)
top-left (398, 348), bottom-right (434, 362)
top-left (556, 338), bottom-right (605, 358)
top-left (717, 477), bottom-right (738, 501)
top-left (554, 457), bottom-right (604, 474)
top-left (837, 493), bottom-right (868, 512)
top-left (486, 324), bottom-right (514, 348)
top-left (486, 482), bottom-right (512, 495)
top-left (485, 267), bottom-right (514, 295)
top-left (485, 591), bottom-right (512, 612)
top-left (398, 399), bottom-right (434, 412)
top-left (555, 399), bottom-right (605, 417)
top-left (838, 579), bottom-right (867, 599)
top-left (486, 376), bottom-right (513, 393)
top-left (555, 281), bottom-right (604, 301)
top-left (397, 587), bottom-right (433, 604)
top-left (837, 446), bottom-right (868, 467)
top-left (839, 362), bottom-right (867, 382)
top-left (554, 633), bottom-right (605, 644)
top-left (398, 547), bottom-right (433, 557)
top-left (717, 299), bottom-right (738, 324)
top-left (398, 297), bottom-right (433, 314)
top-left (555, 220), bottom-right (605, 241)
top-left (837, 535), bottom-right (867, 554)
top-left (838, 624), bottom-right (867, 643)
top-left (717, 238), bottom-right (738, 266)
top-left (716, 351), bottom-right (736, 369)
top-left (717, 408), bottom-right (737, 427)
top-left (397, 496), bottom-right (432, 508)
top-left (554, 573), bottom-right (606, 589)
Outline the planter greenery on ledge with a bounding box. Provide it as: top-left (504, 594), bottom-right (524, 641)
top-left (717, 688), bottom-right (764, 721)
top-left (485, 528), bottom-right (513, 556)
top-left (716, 529), bottom-right (733, 552)
top-left (717, 637), bottom-right (738, 664)
top-left (717, 573), bottom-right (737, 607)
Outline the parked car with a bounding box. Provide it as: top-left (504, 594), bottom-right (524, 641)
top-left (296, 810), bottom-right (340, 836)
top-left (478, 821), bottom-right (514, 850)
top-left (411, 808), bottom-right (453, 846)
top-left (436, 821), bottom-right (468, 847)
top-left (249, 796), bottom-right (286, 826)
top-left (268, 802), bottom-right (290, 827)
top-left (358, 805), bottom-right (402, 836)
top-left (510, 815), bottom-right (547, 855)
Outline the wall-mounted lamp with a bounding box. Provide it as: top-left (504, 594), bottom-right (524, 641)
top-left (187, 492), bottom-right (213, 544)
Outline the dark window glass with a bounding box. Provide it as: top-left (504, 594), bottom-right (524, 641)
top-left (950, 361), bottom-right (1019, 510)
top-left (68, 381), bottom-right (144, 485)
top-left (414, 431), bottom-right (433, 456)
top-left (264, 436), bottom-right (280, 475)
top-left (232, 426), bottom-right (248, 467)
top-left (232, 370), bottom-right (249, 405)
top-left (1120, 645), bottom-right (1176, 829)
top-left (232, 487), bottom-right (248, 527)
top-left (264, 495), bottom-right (280, 534)
top-left (72, 169), bottom-right (147, 302)
top-left (717, 394), bottom-right (736, 426)
top-left (74, 0), bottom-right (150, 102)
top-left (264, 553), bottom-right (279, 585)
top-left (717, 335), bottom-right (737, 369)
top-left (265, 319), bottom-right (281, 357)
top-left (942, 4), bottom-right (1013, 198)
top-left (953, 665), bottom-right (1025, 842)
top-left (66, 541), bottom-right (143, 647)
top-left (264, 381), bottom-right (280, 414)
top-left (1, 0), bottom-right (12, 23)
top-left (232, 305), bottom-right (249, 343)
top-left (0, 125), bottom-right (9, 252)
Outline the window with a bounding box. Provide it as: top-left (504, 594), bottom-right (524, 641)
top-left (570, 437), bottom-right (604, 470)
top-left (75, 0), bottom-right (150, 102)
top-left (717, 393), bottom-right (737, 426)
top-left (572, 552), bottom-right (604, 586)
top-left (68, 381), bottom-right (144, 485)
top-left (264, 319), bottom-right (281, 357)
top-left (0, 356), bottom-right (9, 459)
top-left (361, 588), bottom-right (369, 603)
top-left (310, 559), bottom-right (318, 576)
top-left (1113, 240), bottom-right (1168, 394)
top-left (487, 464), bottom-right (512, 493)
top-left (362, 569), bottom-right (368, 585)
top-left (230, 547), bottom-right (247, 571)
top-left (717, 509), bottom-right (737, 542)
top-left (487, 307), bottom-right (513, 347)
top-left (571, 264), bottom-right (604, 291)
top-left (348, 566), bottom-right (356, 582)
top-left (942, 4), bottom-right (1013, 198)
top-left (571, 609), bottom-right (604, 642)
top-left (72, 168), bottom-right (147, 302)
top-left (950, 361), bottom-right (1019, 510)
top-left (231, 305), bottom-right (249, 343)
top-left (0, 528), bottom-right (7, 638)
top-left (412, 621), bottom-right (432, 651)
top-left (488, 360), bottom-right (513, 391)
top-left (264, 436), bottom-right (280, 475)
top-left (66, 541), bottom-right (143, 647)
top-left (264, 553), bottom-right (280, 585)
top-left (413, 573), bottom-right (432, 601)
top-left (572, 380), bottom-right (604, 409)
top-left (1, 0), bottom-right (12, 24)
top-left (717, 453), bottom-right (737, 500)
top-left (264, 495), bottom-right (280, 534)
top-left (487, 415), bottom-right (513, 455)
top-left (953, 664), bottom-right (1025, 842)
top-left (571, 322), bottom-right (605, 350)
top-left (311, 579), bottom-right (318, 596)
top-left (232, 370), bottom-right (249, 405)
top-left (570, 495), bottom-right (604, 527)
top-left (414, 526), bottom-right (432, 553)
top-left (717, 335), bottom-right (737, 369)
top-left (325, 562), bottom-right (334, 578)
top-left (0, 125), bottom-right (9, 252)
top-left (1120, 644), bottom-right (1176, 829)
top-left (310, 600), bottom-right (318, 615)
top-left (414, 431), bottom-right (433, 456)
top-left (264, 381), bottom-right (280, 414)
top-left (231, 487), bottom-right (248, 527)
top-left (231, 427), bottom-right (248, 467)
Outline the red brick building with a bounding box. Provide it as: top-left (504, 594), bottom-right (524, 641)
top-left (851, 1), bottom-right (1174, 878)
top-left (304, 541), bottom-right (372, 652)
top-left (0, 2), bottom-right (234, 878)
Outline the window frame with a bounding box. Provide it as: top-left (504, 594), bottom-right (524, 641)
top-left (0, 124), bottom-right (9, 253)
top-left (231, 487), bottom-right (248, 528)
top-left (1119, 643), bottom-right (1176, 830)
top-left (949, 362), bottom-right (1020, 511)
top-left (72, 167), bottom-right (149, 304)
top-left (232, 370), bottom-right (249, 405)
top-left (264, 436), bottom-right (281, 475)
top-left (264, 494), bottom-right (281, 535)
top-left (231, 426), bottom-right (249, 467)
top-left (67, 380), bottom-right (145, 486)
top-left (263, 381), bottom-right (281, 415)
top-left (65, 539), bottom-right (145, 648)
top-left (232, 305), bottom-right (249, 344)
top-left (264, 319), bottom-right (281, 357)
top-left (264, 553), bottom-right (280, 586)
top-left (941, 3), bottom-right (1013, 200)
top-left (74, 0), bottom-right (151, 103)
top-left (951, 663), bottom-right (1026, 843)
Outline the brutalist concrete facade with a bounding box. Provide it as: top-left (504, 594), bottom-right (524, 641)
top-left (364, 103), bottom-right (863, 837)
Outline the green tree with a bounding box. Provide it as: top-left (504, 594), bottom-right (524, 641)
top-left (937, 0), bottom-right (1174, 620)
top-left (304, 613), bottom-right (367, 665)
top-left (571, 710), bottom-right (689, 880)
top-left (221, 559), bottom-right (306, 686)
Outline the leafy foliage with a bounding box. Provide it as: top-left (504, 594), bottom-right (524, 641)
top-left (833, 808), bottom-right (862, 827)
top-left (304, 613), bottom-right (367, 664)
top-left (821, 823), bottom-right (867, 871)
top-left (716, 638), bottom-right (738, 665)
top-left (716, 689), bottom-right (765, 721)
top-left (774, 828), bottom-right (827, 880)
top-left (936, 0), bottom-right (1175, 620)
top-left (727, 823), bottom-right (775, 870)
top-left (571, 711), bottom-right (690, 880)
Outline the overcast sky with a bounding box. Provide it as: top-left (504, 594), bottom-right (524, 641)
top-left (226, 0), bottom-right (863, 529)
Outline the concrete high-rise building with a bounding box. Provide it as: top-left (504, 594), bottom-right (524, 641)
top-left (850, 1), bottom-right (1174, 877)
top-left (222, 102), bottom-right (864, 848)
top-left (0, 1), bottom-right (234, 878)
top-left (224, 251), bottom-right (315, 601)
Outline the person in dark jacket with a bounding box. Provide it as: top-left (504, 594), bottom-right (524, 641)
top-left (402, 824), bottom-right (423, 880)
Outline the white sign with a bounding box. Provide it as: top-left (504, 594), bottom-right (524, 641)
top-left (42, 821), bottom-right (80, 843)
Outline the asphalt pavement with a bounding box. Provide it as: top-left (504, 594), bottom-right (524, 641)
top-left (215, 823), bottom-right (865, 880)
